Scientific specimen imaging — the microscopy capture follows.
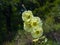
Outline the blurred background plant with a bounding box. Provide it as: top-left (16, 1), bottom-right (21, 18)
top-left (0, 0), bottom-right (60, 45)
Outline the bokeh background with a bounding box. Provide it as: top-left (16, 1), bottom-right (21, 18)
top-left (0, 0), bottom-right (60, 45)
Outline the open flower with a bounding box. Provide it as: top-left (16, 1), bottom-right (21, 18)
top-left (31, 27), bottom-right (43, 38)
top-left (30, 17), bottom-right (43, 28)
top-left (24, 21), bottom-right (33, 32)
top-left (22, 10), bottom-right (33, 22)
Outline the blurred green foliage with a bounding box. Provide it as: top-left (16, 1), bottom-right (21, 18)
top-left (0, 0), bottom-right (60, 45)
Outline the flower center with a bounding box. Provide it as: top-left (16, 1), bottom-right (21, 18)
top-left (36, 31), bottom-right (39, 35)
top-left (32, 22), bottom-right (37, 26)
top-left (27, 15), bottom-right (30, 19)
top-left (28, 23), bottom-right (31, 28)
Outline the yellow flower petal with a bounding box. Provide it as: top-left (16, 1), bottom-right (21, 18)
top-left (30, 17), bottom-right (43, 28)
top-left (31, 27), bottom-right (43, 38)
top-left (24, 21), bottom-right (33, 32)
top-left (22, 10), bottom-right (33, 21)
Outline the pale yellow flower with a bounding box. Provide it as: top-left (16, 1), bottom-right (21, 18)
top-left (31, 27), bottom-right (43, 38)
top-left (24, 21), bottom-right (33, 32)
top-left (22, 10), bottom-right (33, 21)
top-left (24, 17), bottom-right (43, 33)
top-left (30, 17), bottom-right (42, 28)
